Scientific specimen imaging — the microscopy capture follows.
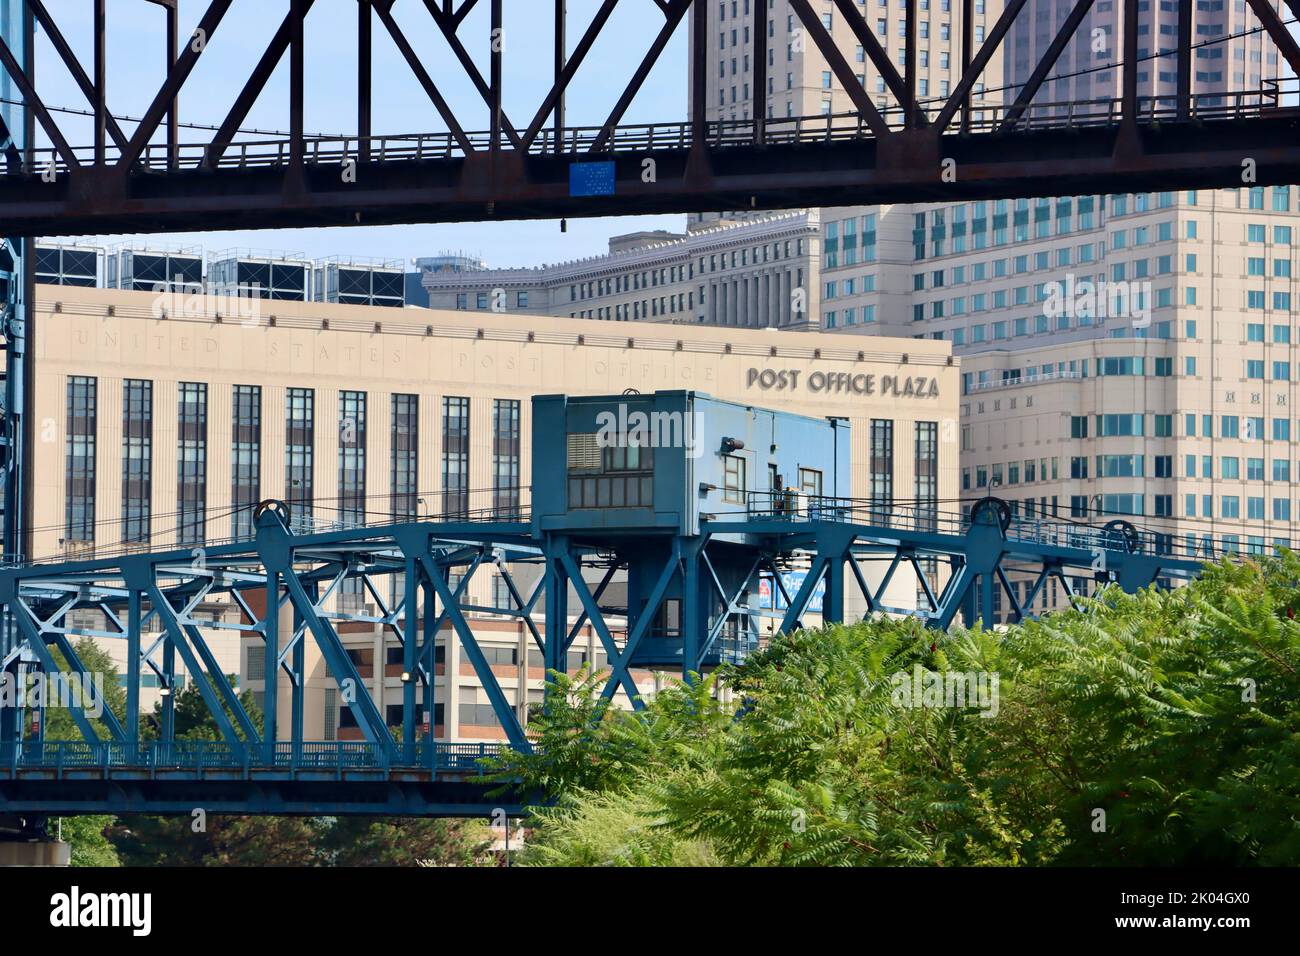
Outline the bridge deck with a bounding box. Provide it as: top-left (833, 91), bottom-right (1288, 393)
top-left (0, 741), bottom-right (526, 817)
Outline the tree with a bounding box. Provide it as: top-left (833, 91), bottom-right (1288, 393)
top-left (39, 637), bottom-right (127, 744)
top-left (322, 817), bottom-right (493, 866)
top-left (490, 555), bottom-right (1300, 867)
top-left (34, 638), bottom-right (126, 866)
top-left (117, 682), bottom-right (491, 866)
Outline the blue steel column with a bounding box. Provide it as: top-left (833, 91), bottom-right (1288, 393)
top-left (422, 574), bottom-right (435, 756)
top-left (402, 556), bottom-right (416, 748)
top-left (0, 1), bottom-right (34, 669)
top-left (160, 631), bottom-right (176, 744)
top-left (263, 570), bottom-right (279, 756)
top-left (680, 537), bottom-right (703, 681)
top-left (980, 572), bottom-right (996, 629)
top-left (823, 556), bottom-right (845, 624)
top-left (542, 536), bottom-right (568, 679)
top-left (126, 588), bottom-right (141, 740)
top-left (291, 587), bottom-right (306, 760)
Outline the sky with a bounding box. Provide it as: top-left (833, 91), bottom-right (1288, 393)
top-left (21, 0), bottom-right (696, 268)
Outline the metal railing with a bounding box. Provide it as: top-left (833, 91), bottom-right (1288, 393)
top-left (17, 490), bottom-right (534, 569)
top-left (714, 491), bottom-right (1228, 564)
top-left (1, 739), bottom-right (508, 774)
top-left (10, 84), bottom-right (1291, 177)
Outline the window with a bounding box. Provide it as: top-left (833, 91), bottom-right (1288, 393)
top-left (1096, 414), bottom-right (1144, 436)
top-left (567, 430), bottom-right (653, 509)
top-left (122, 380), bottom-right (152, 544)
top-left (177, 383), bottom-right (208, 547)
top-left (493, 399), bottom-right (521, 515)
top-left (723, 454), bottom-right (747, 504)
top-left (339, 391), bottom-right (367, 526)
top-left (799, 467), bottom-right (824, 498)
top-left (442, 396), bottom-right (470, 517)
top-left (390, 394), bottom-right (419, 521)
top-left (232, 385), bottom-right (261, 538)
top-left (286, 388), bottom-right (314, 526)
top-left (66, 376), bottom-right (97, 544)
top-left (914, 422), bottom-right (938, 527)
top-left (870, 419), bottom-right (894, 506)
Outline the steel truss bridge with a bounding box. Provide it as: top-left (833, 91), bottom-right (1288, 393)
top-left (0, 495), bottom-right (1211, 817)
top-left (0, 0), bottom-right (1277, 822)
top-left (1, 0), bottom-right (1300, 234)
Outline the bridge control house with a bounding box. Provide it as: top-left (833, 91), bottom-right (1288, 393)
top-left (25, 285), bottom-right (958, 742)
top-left (534, 391), bottom-right (851, 669)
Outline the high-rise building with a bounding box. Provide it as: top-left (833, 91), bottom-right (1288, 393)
top-left (688, 0), bottom-right (1004, 230)
top-left (419, 211), bottom-right (822, 329)
top-left (1008, 0), bottom-right (1284, 116)
top-left (818, 186), bottom-right (1300, 616)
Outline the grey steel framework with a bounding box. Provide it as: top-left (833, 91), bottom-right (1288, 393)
top-left (1, 0), bottom-right (1300, 234)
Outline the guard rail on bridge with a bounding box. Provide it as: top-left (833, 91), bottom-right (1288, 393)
top-left (12, 86), bottom-right (1290, 176)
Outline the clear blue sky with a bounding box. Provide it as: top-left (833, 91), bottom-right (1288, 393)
top-left (30, 0), bottom-right (693, 267)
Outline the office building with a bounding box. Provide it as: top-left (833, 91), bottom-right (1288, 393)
top-left (31, 283), bottom-right (957, 736)
top-left (419, 211), bottom-right (821, 329)
top-left (1008, 0), bottom-right (1285, 115)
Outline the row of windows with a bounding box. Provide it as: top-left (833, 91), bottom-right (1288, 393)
top-left (1183, 455), bottom-right (1300, 482)
top-left (912, 243), bottom-right (1197, 291)
top-left (1185, 495), bottom-right (1300, 521)
top-left (969, 452), bottom-right (1300, 493)
top-left (922, 189), bottom-right (1295, 240)
top-left (965, 458), bottom-right (1061, 491)
top-left (64, 381), bottom-right (520, 548)
top-left (823, 305), bottom-right (877, 328)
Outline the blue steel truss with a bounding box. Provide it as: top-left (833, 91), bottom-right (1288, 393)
top-left (1, 0), bottom-right (32, 618)
top-left (0, 493), bottom-right (1213, 818)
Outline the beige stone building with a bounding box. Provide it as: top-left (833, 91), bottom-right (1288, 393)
top-left (30, 284), bottom-right (958, 738)
top-left (419, 210), bottom-right (822, 331)
top-left (694, 0), bottom-right (1003, 125)
top-left (943, 187), bottom-right (1300, 612)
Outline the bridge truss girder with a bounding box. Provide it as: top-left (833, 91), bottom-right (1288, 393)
top-left (3, 0), bottom-right (1300, 234)
top-left (0, 498), bottom-right (1208, 818)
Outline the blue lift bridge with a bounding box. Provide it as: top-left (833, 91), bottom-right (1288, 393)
top-left (0, 391), bottom-right (1213, 821)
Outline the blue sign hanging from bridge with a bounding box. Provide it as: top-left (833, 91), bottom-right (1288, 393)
top-left (569, 161), bottom-right (616, 197)
top-left (758, 572), bottom-right (825, 614)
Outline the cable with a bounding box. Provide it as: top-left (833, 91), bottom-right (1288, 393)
top-left (0, 96), bottom-right (346, 141)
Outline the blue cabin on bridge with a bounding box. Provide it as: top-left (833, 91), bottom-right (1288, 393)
top-left (531, 390), bottom-right (851, 536)
top-left (531, 391), bottom-right (850, 668)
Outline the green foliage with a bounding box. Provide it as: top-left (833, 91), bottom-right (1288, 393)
top-left (322, 817), bottom-right (494, 866)
top-left (59, 816), bottom-right (120, 867)
top-left (517, 790), bottom-right (718, 867)
top-left (40, 638), bottom-right (127, 743)
top-left (109, 815), bottom-right (324, 866)
top-left (35, 639), bottom-right (126, 866)
top-left (142, 677), bottom-right (262, 741)
top-left (492, 556), bottom-right (1300, 866)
